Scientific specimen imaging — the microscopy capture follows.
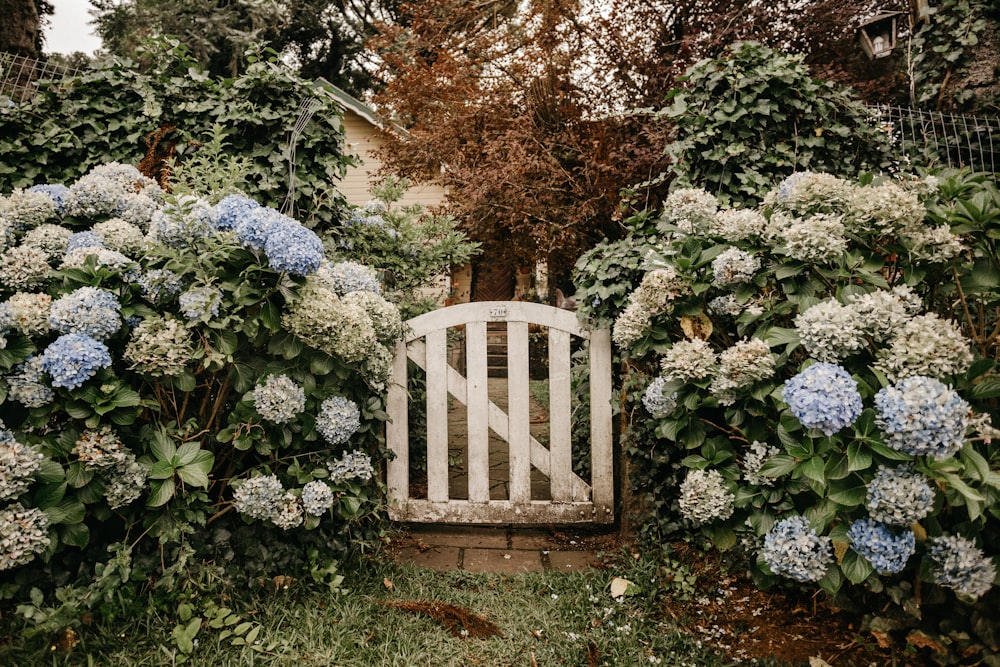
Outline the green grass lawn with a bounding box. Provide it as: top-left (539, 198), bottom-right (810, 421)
top-left (3, 552), bottom-right (737, 667)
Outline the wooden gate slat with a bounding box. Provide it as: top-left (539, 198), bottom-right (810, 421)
top-left (466, 321), bottom-right (490, 502)
top-left (386, 339), bottom-right (409, 504)
top-left (589, 329), bottom-right (614, 518)
top-left (507, 321), bottom-right (531, 503)
top-left (425, 328), bottom-right (450, 502)
top-left (548, 328), bottom-right (573, 502)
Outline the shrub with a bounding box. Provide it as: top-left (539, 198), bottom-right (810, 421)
top-left (661, 42), bottom-right (893, 205)
top-left (576, 169), bottom-right (1000, 659)
top-left (0, 164), bottom-right (400, 612)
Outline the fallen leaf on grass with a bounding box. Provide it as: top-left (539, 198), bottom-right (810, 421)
top-left (808, 658), bottom-right (833, 667)
top-left (382, 600), bottom-right (503, 639)
top-left (907, 630), bottom-right (945, 654)
top-left (610, 577), bottom-right (638, 600)
top-left (383, 577), bottom-right (394, 590)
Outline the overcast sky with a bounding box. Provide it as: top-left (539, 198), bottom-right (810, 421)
top-left (45, 1), bottom-right (103, 55)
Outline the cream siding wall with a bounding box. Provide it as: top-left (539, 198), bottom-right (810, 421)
top-left (335, 110), bottom-right (449, 210)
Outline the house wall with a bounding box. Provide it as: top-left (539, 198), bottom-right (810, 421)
top-left (335, 109), bottom-right (449, 209)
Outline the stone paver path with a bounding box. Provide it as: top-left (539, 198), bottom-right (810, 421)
top-left (391, 525), bottom-right (618, 573)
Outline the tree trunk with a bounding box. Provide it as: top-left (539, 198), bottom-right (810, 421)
top-left (0, 0), bottom-right (40, 58)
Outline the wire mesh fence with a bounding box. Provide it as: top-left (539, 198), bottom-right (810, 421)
top-left (872, 105), bottom-right (1000, 174)
top-left (0, 52), bottom-right (80, 104)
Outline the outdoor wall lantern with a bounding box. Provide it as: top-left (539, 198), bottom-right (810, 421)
top-left (857, 11), bottom-right (905, 60)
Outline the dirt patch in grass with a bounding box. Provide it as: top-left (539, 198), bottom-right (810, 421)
top-left (658, 542), bottom-right (926, 666)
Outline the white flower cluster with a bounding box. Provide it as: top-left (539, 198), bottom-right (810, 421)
top-left (874, 375), bottom-right (969, 459)
top-left (283, 280), bottom-right (377, 363)
top-left (72, 427), bottom-right (146, 509)
top-left (64, 163), bottom-right (162, 220)
top-left (60, 246), bottom-right (135, 272)
top-left (252, 374), bottom-right (306, 424)
top-left (660, 338), bottom-right (717, 382)
top-left (709, 338), bottom-right (774, 405)
top-left (905, 224), bottom-right (965, 263)
top-left (846, 285), bottom-right (921, 343)
top-left (1, 292), bottom-right (51, 336)
top-left (0, 503), bottom-right (50, 571)
top-left (328, 450), bottom-right (374, 484)
top-left (711, 247), bottom-right (760, 286)
top-left (316, 396), bottom-right (362, 446)
top-left (0, 430), bottom-right (45, 501)
top-left (0, 245), bottom-right (51, 290)
top-left (761, 516), bottom-right (833, 583)
top-left (123, 316), bottom-right (192, 377)
top-left (766, 212), bottom-right (847, 264)
top-left (92, 219), bottom-right (146, 255)
top-left (147, 195), bottom-right (216, 248)
top-left (273, 492), bottom-right (304, 530)
top-left (742, 441), bottom-right (779, 487)
top-left (678, 469), bottom-right (734, 525)
top-left (341, 290), bottom-right (405, 344)
top-left (0, 188), bottom-right (56, 230)
top-left (846, 181), bottom-right (924, 236)
top-left (707, 208), bottom-right (768, 242)
top-left (708, 294), bottom-right (742, 317)
top-left (658, 188), bottom-right (718, 234)
top-left (765, 172), bottom-right (854, 215)
top-left (20, 224), bottom-right (72, 259)
top-left (233, 474), bottom-right (284, 521)
top-left (612, 267), bottom-right (691, 348)
top-left (794, 299), bottom-right (865, 362)
top-left (873, 313), bottom-right (972, 381)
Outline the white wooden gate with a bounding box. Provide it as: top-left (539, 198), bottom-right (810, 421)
top-left (386, 301), bottom-right (613, 524)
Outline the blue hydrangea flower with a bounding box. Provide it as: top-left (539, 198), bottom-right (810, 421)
top-left (927, 535), bottom-right (996, 600)
top-left (761, 516), bottom-right (833, 583)
top-left (866, 465), bottom-right (935, 525)
top-left (48, 287), bottom-right (122, 340)
top-left (66, 231), bottom-right (106, 253)
top-left (316, 396), bottom-right (361, 445)
top-left (29, 183), bottom-right (70, 212)
top-left (234, 206), bottom-right (291, 250)
top-left (641, 376), bottom-right (676, 417)
top-left (301, 480), bottom-right (335, 516)
top-left (325, 261), bottom-right (382, 295)
top-left (40, 333), bottom-right (112, 389)
top-left (874, 376), bottom-right (969, 459)
top-left (211, 193), bottom-right (260, 231)
top-left (264, 219), bottom-right (324, 276)
top-left (178, 286), bottom-right (222, 322)
top-left (138, 269), bottom-right (183, 304)
top-left (847, 518), bottom-right (915, 574)
top-left (781, 362), bottom-right (862, 435)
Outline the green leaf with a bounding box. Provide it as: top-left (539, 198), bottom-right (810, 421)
top-left (57, 522), bottom-right (90, 548)
top-left (840, 549), bottom-right (874, 584)
top-left (708, 526), bottom-right (737, 551)
top-left (759, 453), bottom-right (797, 478)
top-left (148, 460), bottom-right (176, 480)
top-left (969, 380), bottom-right (1000, 399)
top-left (32, 482), bottom-right (67, 510)
top-left (147, 478), bottom-right (176, 508)
top-left (66, 462), bottom-right (94, 489)
top-left (34, 459), bottom-right (65, 484)
top-left (149, 430), bottom-right (177, 461)
top-left (800, 456), bottom-right (826, 485)
top-left (175, 372), bottom-right (197, 393)
top-left (175, 441), bottom-right (202, 467)
top-left (827, 483), bottom-right (867, 507)
top-left (846, 441), bottom-right (872, 472)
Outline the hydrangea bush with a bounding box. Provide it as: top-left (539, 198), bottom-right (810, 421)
top-left (573, 169), bottom-right (999, 649)
top-left (0, 164), bottom-right (404, 588)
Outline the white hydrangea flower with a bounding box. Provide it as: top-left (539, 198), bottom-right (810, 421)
top-left (301, 480), bottom-right (335, 516)
top-left (20, 223), bottom-right (72, 259)
top-left (92, 218), bottom-right (146, 255)
top-left (846, 181), bottom-right (925, 236)
top-left (660, 338), bottom-right (717, 382)
top-left (766, 212), bottom-right (847, 264)
top-left (794, 298), bottom-right (866, 362)
top-left (272, 491), bottom-right (304, 530)
top-left (658, 188), bottom-right (718, 234)
top-left (904, 224), bottom-right (965, 263)
top-left (711, 247), bottom-right (760, 286)
top-left (282, 281), bottom-right (378, 363)
top-left (710, 338), bottom-right (774, 405)
top-left (0, 431), bottom-right (45, 501)
top-left (743, 441), bottom-right (780, 487)
top-left (2, 292), bottom-right (51, 336)
top-left (765, 172), bottom-right (854, 215)
top-left (0, 503), bottom-right (50, 570)
top-left (233, 475), bottom-right (284, 521)
top-left (252, 374), bottom-right (306, 424)
top-left (847, 286), bottom-right (922, 343)
top-left (123, 316), bottom-right (192, 377)
top-left (0, 245), bottom-right (52, 291)
top-left (0, 188), bottom-right (57, 230)
top-left (873, 313), bottom-right (973, 381)
top-left (708, 208), bottom-right (768, 242)
top-left (611, 301), bottom-right (651, 349)
top-left (678, 469), bottom-right (735, 525)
